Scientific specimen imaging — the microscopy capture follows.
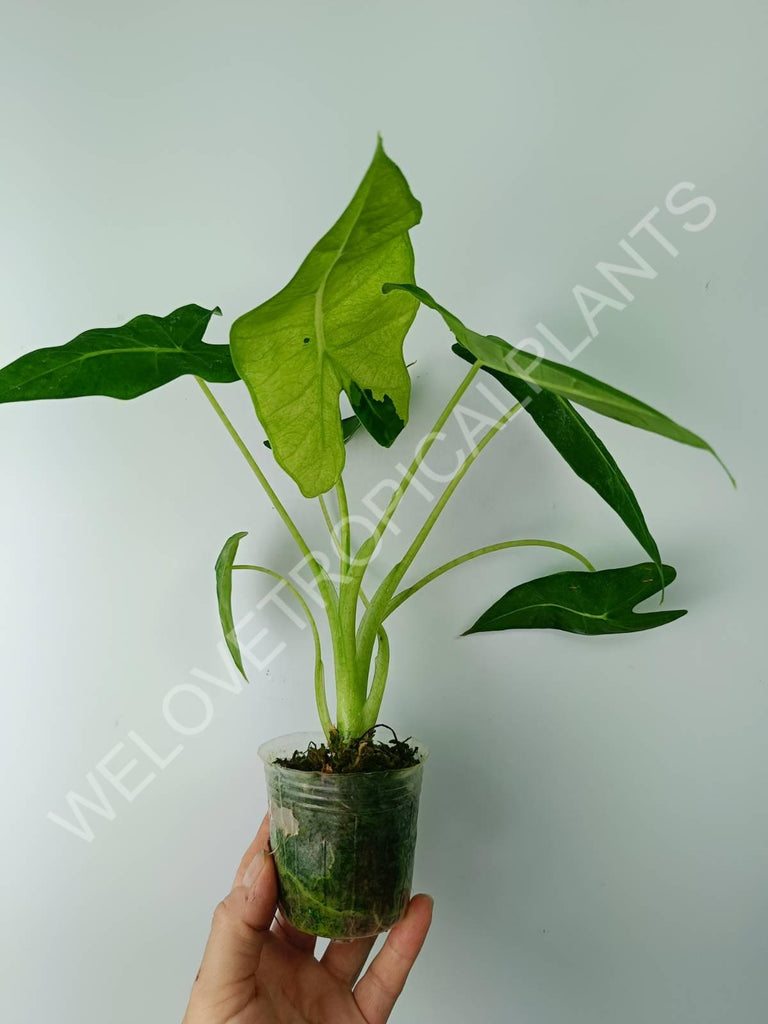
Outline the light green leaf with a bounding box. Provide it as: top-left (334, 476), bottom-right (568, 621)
top-left (264, 413), bottom-right (362, 450)
top-left (384, 283), bottom-right (734, 485)
top-left (0, 304), bottom-right (235, 402)
top-left (231, 138), bottom-right (422, 498)
top-left (215, 531), bottom-right (249, 679)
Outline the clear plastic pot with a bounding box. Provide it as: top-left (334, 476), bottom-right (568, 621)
top-left (258, 731), bottom-right (429, 940)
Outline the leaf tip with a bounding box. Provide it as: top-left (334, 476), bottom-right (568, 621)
top-left (709, 447), bottom-right (736, 488)
top-left (660, 563), bottom-right (677, 585)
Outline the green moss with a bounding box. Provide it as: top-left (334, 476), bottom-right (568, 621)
top-left (275, 862), bottom-right (405, 938)
top-left (266, 750), bottom-right (425, 940)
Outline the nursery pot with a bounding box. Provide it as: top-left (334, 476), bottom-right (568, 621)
top-left (258, 731), bottom-right (429, 941)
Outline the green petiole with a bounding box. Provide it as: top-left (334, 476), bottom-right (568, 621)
top-left (233, 563), bottom-right (333, 742)
top-left (385, 540), bottom-right (595, 616)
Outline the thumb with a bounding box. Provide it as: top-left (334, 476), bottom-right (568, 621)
top-left (196, 847), bottom-right (278, 991)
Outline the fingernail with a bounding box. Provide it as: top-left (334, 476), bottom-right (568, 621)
top-left (242, 849), bottom-right (267, 888)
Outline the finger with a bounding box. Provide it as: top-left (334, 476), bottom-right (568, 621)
top-left (196, 848), bottom-right (278, 991)
top-left (354, 895), bottom-right (434, 1024)
top-left (235, 812), bottom-right (317, 954)
top-left (233, 812), bottom-right (271, 888)
top-left (271, 908), bottom-right (318, 955)
top-left (321, 934), bottom-right (377, 987)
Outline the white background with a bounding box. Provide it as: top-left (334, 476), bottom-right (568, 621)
top-left (1, 2), bottom-right (766, 1022)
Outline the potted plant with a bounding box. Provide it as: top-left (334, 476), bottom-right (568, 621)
top-left (0, 138), bottom-right (731, 941)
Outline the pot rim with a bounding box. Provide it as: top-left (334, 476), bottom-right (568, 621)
top-left (258, 730), bottom-right (429, 776)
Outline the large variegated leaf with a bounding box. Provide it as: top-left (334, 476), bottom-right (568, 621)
top-left (231, 138), bottom-right (422, 497)
top-left (0, 304), bottom-right (235, 402)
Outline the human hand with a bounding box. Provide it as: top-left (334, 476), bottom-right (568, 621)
top-left (182, 813), bottom-right (434, 1024)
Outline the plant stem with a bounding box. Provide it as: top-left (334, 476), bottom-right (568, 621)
top-left (331, 363), bottom-right (482, 722)
top-left (318, 493), bottom-right (339, 555)
top-left (194, 378), bottom-right (336, 612)
top-left (319, 488), bottom-right (392, 728)
top-left (385, 539), bottom-right (596, 616)
top-left (361, 627), bottom-right (391, 730)
top-left (355, 401), bottom-right (522, 684)
top-left (196, 379), bottom-right (311, 564)
top-left (234, 564), bottom-right (333, 742)
top-left (335, 479), bottom-right (351, 580)
top-left (349, 362), bottom-right (481, 576)
top-left (390, 402), bottom-right (521, 588)
top-left (318, 482), bottom-right (375, 738)
top-left (196, 377), bottom-right (344, 734)
top-left (319, 494), bottom-right (372, 609)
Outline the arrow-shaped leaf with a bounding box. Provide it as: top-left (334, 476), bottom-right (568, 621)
top-left (464, 562), bottom-right (686, 636)
top-left (231, 138), bottom-right (422, 498)
top-left (0, 304), bottom-right (237, 402)
top-left (384, 283), bottom-right (733, 485)
top-left (453, 343), bottom-right (661, 572)
top-left (215, 531), bottom-right (249, 679)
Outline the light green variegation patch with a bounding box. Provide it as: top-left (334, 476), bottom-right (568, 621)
top-left (230, 138), bottom-right (422, 498)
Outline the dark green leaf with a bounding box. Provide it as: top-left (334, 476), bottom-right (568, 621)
top-left (453, 343), bottom-right (661, 572)
top-left (384, 283), bottom-right (734, 485)
top-left (464, 562), bottom-right (686, 636)
top-left (341, 414), bottom-right (364, 443)
top-left (215, 531), bottom-right (249, 679)
top-left (0, 304), bottom-right (236, 402)
top-left (231, 137), bottom-right (422, 498)
top-left (348, 382), bottom-right (403, 447)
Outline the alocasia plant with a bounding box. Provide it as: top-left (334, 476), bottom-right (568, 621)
top-left (0, 137), bottom-right (731, 745)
